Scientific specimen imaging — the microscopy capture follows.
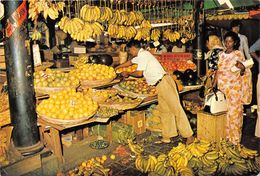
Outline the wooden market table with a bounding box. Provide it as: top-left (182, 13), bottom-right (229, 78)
top-left (37, 116), bottom-right (113, 164)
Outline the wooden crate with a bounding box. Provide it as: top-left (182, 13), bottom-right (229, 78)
top-left (197, 111), bottom-right (226, 143)
top-left (119, 111), bottom-right (146, 135)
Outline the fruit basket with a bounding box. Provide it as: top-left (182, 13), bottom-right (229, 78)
top-left (99, 96), bottom-right (143, 111)
top-left (81, 77), bottom-right (115, 88)
top-left (37, 110), bottom-right (97, 125)
top-left (34, 85), bottom-right (79, 95)
top-left (82, 88), bottom-right (118, 104)
top-left (34, 62), bottom-right (54, 72)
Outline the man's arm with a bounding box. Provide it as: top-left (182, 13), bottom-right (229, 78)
top-left (115, 60), bottom-right (133, 70)
top-left (243, 36), bottom-right (251, 60)
top-left (121, 70), bottom-right (143, 78)
top-left (249, 38), bottom-right (260, 62)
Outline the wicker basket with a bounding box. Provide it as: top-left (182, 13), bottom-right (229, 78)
top-left (0, 110), bottom-right (11, 127)
top-left (37, 110), bottom-right (97, 125)
top-left (34, 62), bottom-right (54, 72)
top-left (81, 77), bottom-right (115, 88)
top-left (113, 85), bottom-right (157, 99)
top-left (99, 99), bottom-right (142, 110)
top-left (34, 85), bottom-right (79, 95)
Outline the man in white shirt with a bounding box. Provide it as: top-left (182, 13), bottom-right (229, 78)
top-left (116, 40), bottom-right (194, 145)
top-left (230, 20), bottom-right (251, 60)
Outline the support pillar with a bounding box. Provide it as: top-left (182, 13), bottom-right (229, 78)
top-left (3, 0), bottom-right (42, 155)
top-left (193, 0), bottom-right (205, 77)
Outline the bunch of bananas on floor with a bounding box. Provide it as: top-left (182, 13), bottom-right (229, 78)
top-left (151, 29), bottom-right (161, 42)
top-left (127, 139), bottom-right (144, 155)
top-left (80, 5), bottom-right (101, 22)
top-left (31, 30), bottom-right (42, 41)
top-left (28, 0), bottom-right (64, 21)
top-left (216, 140), bottom-right (260, 176)
top-left (163, 29), bottom-right (181, 42)
top-left (99, 7), bottom-right (113, 22)
top-left (135, 155), bottom-right (158, 173)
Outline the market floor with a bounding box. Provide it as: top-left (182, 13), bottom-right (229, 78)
top-left (3, 112), bottom-right (260, 176)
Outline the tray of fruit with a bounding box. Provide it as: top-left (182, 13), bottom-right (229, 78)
top-left (34, 69), bottom-right (80, 95)
top-left (36, 89), bottom-right (98, 125)
top-left (99, 95), bottom-right (143, 111)
top-left (70, 64), bottom-right (117, 88)
top-left (113, 79), bottom-right (157, 99)
top-left (95, 107), bottom-right (119, 118)
top-left (82, 88), bottom-right (118, 104)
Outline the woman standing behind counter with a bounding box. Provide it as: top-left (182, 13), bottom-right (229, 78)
top-left (215, 31), bottom-right (252, 145)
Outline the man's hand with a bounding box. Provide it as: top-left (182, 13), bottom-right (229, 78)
top-left (121, 71), bottom-right (129, 78)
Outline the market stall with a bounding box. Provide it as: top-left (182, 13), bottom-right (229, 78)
top-left (0, 0), bottom-right (259, 175)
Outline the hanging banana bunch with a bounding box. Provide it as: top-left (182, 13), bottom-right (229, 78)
top-left (28, 0), bottom-right (64, 21)
top-left (80, 5), bottom-right (101, 22)
top-left (31, 30), bottom-right (42, 41)
top-left (151, 29), bottom-right (161, 42)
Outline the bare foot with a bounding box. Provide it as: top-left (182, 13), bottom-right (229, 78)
top-left (186, 136), bottom-right (195, 145)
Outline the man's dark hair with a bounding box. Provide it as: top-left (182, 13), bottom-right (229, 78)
top-left (127, 40), bottom-right (143, 48)
top-left (230, 20), bottom-right (242, 29)
top-left (224, 31), bottom-right (240, 50)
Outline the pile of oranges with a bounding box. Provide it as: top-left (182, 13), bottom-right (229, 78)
top-left (116, 64), bottom-right (137, 73)
top-left (70, 64), bottom-right (116, 81)
top-left (34, 69), bottom-right (79, 87)
top-left (36, 89), bottom-right (98, 120)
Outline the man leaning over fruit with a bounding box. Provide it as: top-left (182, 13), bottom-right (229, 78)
top-left (115, 40), bottom-right (194, 145)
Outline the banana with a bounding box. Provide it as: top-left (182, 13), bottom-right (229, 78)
top-left (144, 157), bottom-right (151, 173)
top-left (204, 151), bottom-right (219, 160)
top-left (155, 162), bottom-right (166, 176)
top-left (127, 139), bottom-right (144, 155)
top-left (135, 155), bottom-right (143, 171)
top-left (165, 166), bottom-right (175, 176)
top-left (31, 30), bottom-right (42, 41)
top-left (177, 166), bottom-right (193, 176)
top-left (148, 155), bottom-right (157, 171)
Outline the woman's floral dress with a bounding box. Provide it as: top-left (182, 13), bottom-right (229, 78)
top-left (217, 50), bottom-right (252, 145)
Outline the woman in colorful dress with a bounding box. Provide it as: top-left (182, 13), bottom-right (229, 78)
top-left (215, 31), bottom-right (252, 145)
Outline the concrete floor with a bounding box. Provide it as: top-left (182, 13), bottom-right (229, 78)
top-left (1, 111), bottom-right (260, 176)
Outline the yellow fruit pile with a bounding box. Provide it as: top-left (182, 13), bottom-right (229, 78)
top-left (70, 64), bottom-right (116, 81)
top-left (34, 69), bottom-right (79, 87)
top-left (116, 64), bottom-right (137, 73)
top-left (36, 89), bottom-right (98, 120)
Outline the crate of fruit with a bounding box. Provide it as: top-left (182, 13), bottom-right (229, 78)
top-left (157, 52), bottom-right (193, 62)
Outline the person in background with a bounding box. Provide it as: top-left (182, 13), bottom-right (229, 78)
top-left (202, 34), bottom-right (224, 97)
top-left (249, 38), bottom-right (260, 138)
top-left (214, 31), bottom-right (252, 145)
top-left (116, 40), bottom-right (194, 145)
top-left (230, 20), bottom-right (251, 60)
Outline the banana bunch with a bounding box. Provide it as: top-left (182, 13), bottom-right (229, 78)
top-left (135, 11), bottom-right (145, 25)
top-left (80, 5), bottom-right (101, 22)
top-left (73, 54), bottom-right (89, 68)
top-left (127, 139), bottom-right (144, 155)
top-left (140, 20), bottom-right (152, 29)
top-left (125, 11), bottom-right (137, 26)
top-left (151, 29), bottom-right (161, 42)
top-left (135, 155), bottom-right (158, 173)
top-left (107, 24), bottom-right (119, 37)
top-left (163, 29), bottom-right (181, 43)
top-left (31, 30), bottom-right (42, 41)
top-left (99, 7), bottom-right (113, 22)
top-left (134, 28), bottom-right (151, 41)
top-left (28, 0), bottom-right (64, 21)
top-left (153, 154), bottom-right (172, 176)
top-left (237, 145), bottom-right (258, 159)
top-left (186, 139), bottom-right (211, 157)
top-left (61, 17), bottom-right (84, 35)
top-left (247, 158), bottom-right (260, 173)
top-left (125, 26), bottom-right (137, 40)
top-left (70, 22), bottom-right (93, 42)
top-left (92, 22), bottom-right (104, 38)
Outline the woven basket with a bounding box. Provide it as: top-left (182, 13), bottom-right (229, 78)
top-left (113, 85), bottom-right (157, 99)
top-left (81, 77), bottom-right (115, 88)
top-left (99, 99), bottom-right (142, 110)
top-left (34, 85), bottom-right (79, 95)
top-left (37, 110), bottom-right (97, 125)
top-left (0, 110), bottom-right (11, 127)
top-left (34, 62), bottom-right (54, 72)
